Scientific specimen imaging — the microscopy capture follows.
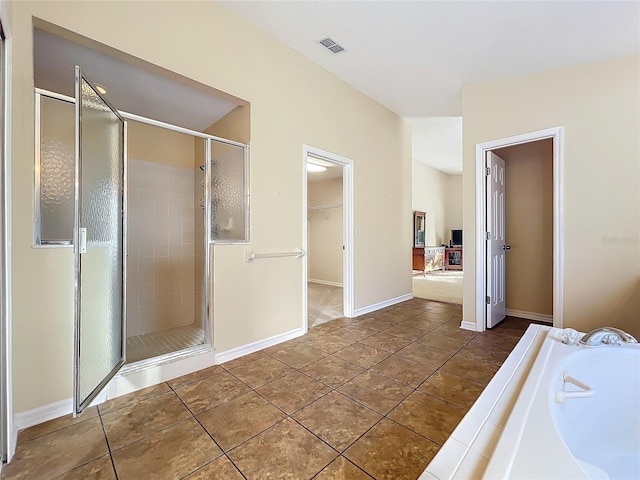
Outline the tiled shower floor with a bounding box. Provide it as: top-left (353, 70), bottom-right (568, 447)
top-left (7, 299), bottom-right (534, 480)
top-left (126, 324), bottom-right (205, 364)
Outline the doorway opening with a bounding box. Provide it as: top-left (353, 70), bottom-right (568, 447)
top-left (474, 127), bottom-right (564, 332)
top-left (302, 146), bottom-right (354, 331)
top-left (307, 156), bottom-right (343, 327)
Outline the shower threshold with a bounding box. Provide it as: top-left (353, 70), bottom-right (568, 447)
top-left (126, 324), bottom-right (205, 364)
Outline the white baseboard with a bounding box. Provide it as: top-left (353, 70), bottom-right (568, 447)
top-left (460, 320), bottom-right (478, 332)
top-left (13, 390), bottom-right (107, 433)
top-left (8, 426), bottom-right (17, 463)
top-left (354, 293), bottom-right (413, 317)
top-left (13, 328), bottom-right (305, 436)
top-left (106, 349), bottom-right (216, 399)
top-left (14, 398), bottom-right (72, 433)
top-left (13, 348), bottom-right (217, 434)
top-left (215, 326), bottom-right (306, 365)
top-left (506, 308), bottom-right (553, 324)
top-left (308, 278), bottom-right (343, 287)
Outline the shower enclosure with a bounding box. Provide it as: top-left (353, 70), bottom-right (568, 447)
top-left (125, 152), bottom-right (206, 363)
top-left (35, 88), bottom-right (248, 370)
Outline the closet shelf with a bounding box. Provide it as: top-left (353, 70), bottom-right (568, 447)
top-left (308, 203), bottom-right (343, 211)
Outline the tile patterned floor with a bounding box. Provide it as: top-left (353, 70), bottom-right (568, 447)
top-left (5, 299), bottom-right (534, 480)
top-left (126, 324), bottom-right (205, 364)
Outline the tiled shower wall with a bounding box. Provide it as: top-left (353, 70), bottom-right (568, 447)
top-left (127, 158), bottom-right (197, 336)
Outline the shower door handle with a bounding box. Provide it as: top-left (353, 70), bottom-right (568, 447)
top-left (78, 227), bottom-right (87, 254)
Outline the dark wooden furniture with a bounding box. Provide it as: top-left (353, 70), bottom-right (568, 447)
top-left (445, 247), bottom-right (463, 270)
top-left (413, 247), bottom-right (425, 271)
top-left (412, 211), bottom-right (426, 271)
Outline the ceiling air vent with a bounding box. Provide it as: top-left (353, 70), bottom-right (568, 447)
top-left (319, 37), bottom-right (345, 54)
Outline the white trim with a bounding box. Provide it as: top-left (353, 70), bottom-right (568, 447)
top-left (34, 88), bottom-right (245, 147)
top-left (118, 344), bottom-right (213, 376)
top-left (14, 347), bottom-right (218, 433)
top-left (14, 390), bottom-right (108, 433)
top-left (1, 10), bottom-right (12, 462)
top-left (308, 278), bottom-right (343, 288)
top-left (215, 327), bottom-right (305, 364)
top-left (505, 309), bottom-right (553, 324)
top-left (354, 293), bottom-right (413, 317)
top-left (106, 349), bottom-right (216, 399)
top-left (460, 320), bottom-right (477, 332)
top-left (474, 127), bottom-right (564, 333)
top-left (422, 325), bottom-right (548, 480)
top-left (15, 398), bottom-right (74, 432)
top-left (302, 145), bottom-right (355, 336)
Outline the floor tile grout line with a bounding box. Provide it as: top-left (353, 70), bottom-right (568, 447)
top-left (177, 454), bottom-right (248, 480)
top-left (170, 388), bottom-right (250, 480)
top-left (14, 412), bottom-right (98, 446)
top-left (208, 347), bottom-right (387, 478)
top-left (167, 381), bottom-right (253, 479)
top-left (382, 415), bottom-right (449, 449)
top-left (109, 306), bottom-right (485, 462)
top-left (312, 455), bottom-right (375, 480)
top-left (96, 413), bottom-right (120, 480)
top-left (97, 384), bottom-right (173, 417)
top-left (105, 416), bottom-right (196, 456)
top-left (316, 325), bottom-right (491, 450)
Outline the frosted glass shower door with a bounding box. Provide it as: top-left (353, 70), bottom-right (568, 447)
top-left (73, 67), bottom-right (126, 415)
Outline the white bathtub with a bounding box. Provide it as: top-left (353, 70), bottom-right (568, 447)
top-left (484, 329), bottom-right (640, 479)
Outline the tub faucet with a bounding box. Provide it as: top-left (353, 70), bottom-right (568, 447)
top-left (579, 327), bottom-right (638, 346)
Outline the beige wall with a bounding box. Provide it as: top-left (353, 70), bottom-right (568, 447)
top-left (8, 1), bottom-right (412, 412)
top-left (494, 140), bottom-right (553, 316)
top-left (412, 161), bottom-right (463, 247)
top-left (462, 55), bottom-right (640, 337)
top-left (128, 120), bottom-right (196, 168)
top-left (445, 175), bottom-right (463, 243)
top-left (308, 177), bottom-right (343, 284)
top-left (412, 160), bottom-right (448, 246)
top-left (205, 106), bottom-right (250, 145)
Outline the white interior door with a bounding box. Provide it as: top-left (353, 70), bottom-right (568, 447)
top-left (486, 151), bottom-right (506, 328)
top-left (73, 67), bottom-right (126, 415)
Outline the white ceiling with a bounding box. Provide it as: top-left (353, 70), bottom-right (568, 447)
top-left (410, 117), bottom-right (462, 175)
top-left (223, 0), bottom-right (640, 173)
top-left (34, 29), bottom-right (239, 132)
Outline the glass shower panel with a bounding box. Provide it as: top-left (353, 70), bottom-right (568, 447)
top-left (37, 95), bottom-right (75, 244)
top-left (74, 69), bottom-right (125, 414)
top-left (209, 141), bottom-right (248, 242)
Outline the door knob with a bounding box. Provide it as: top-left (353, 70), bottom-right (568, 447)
top-left (502, 245), bottom-right (511, 250)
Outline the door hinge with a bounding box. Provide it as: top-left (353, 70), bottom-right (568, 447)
top-left (486, 296), bottom-right (490, 304)
top-left (485, 232), bottom-right (490, 240)
top-left (485, 167), bottom-right (491, 176)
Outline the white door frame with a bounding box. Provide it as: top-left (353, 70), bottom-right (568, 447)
top-left (302, 145), bottom-right (354, 332)
top-left (474, 127), bottom-right (564, 332)
top-left (0, 7), bottom-right (12, 462)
